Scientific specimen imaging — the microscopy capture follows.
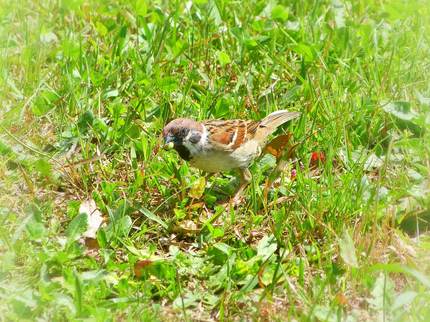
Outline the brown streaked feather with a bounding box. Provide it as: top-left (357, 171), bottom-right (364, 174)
top-left (204, 120), bottom-right (237, 149)
top-left (231, 120), bottom-right (254, 149)
top-left (210, 129), bottom-right (236, 146)
top-left (204, 119), bottom-right (260, 151)
top-left (246, 120), bottom-right (260, 136)
top-left (202, 110), bottom-right (300, 151)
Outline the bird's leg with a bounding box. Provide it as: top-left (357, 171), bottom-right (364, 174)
top-left (231, 168), bottom-right (252, 204)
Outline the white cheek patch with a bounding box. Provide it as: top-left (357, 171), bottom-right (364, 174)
top-left (200, 126), bottom-right (208, 145)
top-left (183, 127), bottom-right (207, 156)
top-left (183, 140), bottom-right (199, 155)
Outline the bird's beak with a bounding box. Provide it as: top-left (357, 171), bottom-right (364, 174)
top-left (164, 134), bottom-right (176, 149)
top-left (165, 134), bottom-right (174, 144)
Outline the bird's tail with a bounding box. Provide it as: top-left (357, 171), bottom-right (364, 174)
top-left (260, 110), bottom-right (301, 135)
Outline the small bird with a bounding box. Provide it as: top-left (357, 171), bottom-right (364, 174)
top-left (163, 110), bottom-right (301, 202)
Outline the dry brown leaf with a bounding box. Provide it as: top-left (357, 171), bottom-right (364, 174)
top-left (134, 259), bottom-right (154, 278)
top-left (264, 133), bottom-right (292, 159)
top-left (84, 237), bottom-right (99, 250)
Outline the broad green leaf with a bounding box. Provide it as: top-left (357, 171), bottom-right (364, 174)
top-left (339, 230), bottom-right (358, 267)
top-left (66, 213), bottom-right (88, 242)
top-left (158, 77), bottom-right (177, 91)
top-left (66, 200), bottom-right (80, 219)
top-left (116, 215), bottom-right (132, 237)
top-left (34, 159), bottom-right (52, 177)
top-left (126, 124), bottom-right (140, 139)
top-left (95, 21), bottom-right (107, 36)
top-left (104, 89), bottom-right (119, 98)
top-left (173, 208), bottom-right (186, 220)
top-left (213, 242), bottom-right (233, 255)
top-left (135, 0), bottom-right (147, 16)
top-left (189, 177), bottom-right (206, 199)
top-left (244, 38), bottom-right (258, 49)
top-left (217, 51), bottom-right (231, 66)
top-left (32, 90), bottom-right (58, 116)
top-left (370, 263), bottom-right (430, 288)
top-left (0, 140), bottom-right (12, 156)
top-left (139, 208), bottom-right (168, 229)
top-left (214, 96), bottom-right (231, 117)
top-left (211, 227), bottom-right (224, 238)
top-left (257, 235), bottom-right (277, 261)
top-left (271, 5), bottom-right (289, 21)
top-left (291, 43), bottom-right (316, 62)
top-left (26, 220), bottom-right (46, 240)
top-left (77, 110), bottom-right (94, 133)
top-left (61, 38), bottom-right (80, 59)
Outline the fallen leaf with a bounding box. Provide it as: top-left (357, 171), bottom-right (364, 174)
top-left (84, 237), bottom-right (99, 250)
top-left (383, 101), bottom-right (417, 121)
top-left (79, 199), bottom-right (104, 239)
top-left (187, 202), bottom-right (205, 210)
top-left (264, 134), bottom-right (292, 159)
top-left (364, 153), bottom-right (384, 171)
top-left (335, 293), bottom-right (349, 306)
top-left (134, 259), bottom-right (154, 278)
top-left (339, 230), bottom-right (358, 268)
top-left (309, 151), bottom-right (326, 168)
top-left (173, 220), bottom-right (200, 235)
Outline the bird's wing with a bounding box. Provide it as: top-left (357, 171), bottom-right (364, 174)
top-left (203, 119), bottom-right (259, 152)
top-left (203, 110), bottom-right (300, 152)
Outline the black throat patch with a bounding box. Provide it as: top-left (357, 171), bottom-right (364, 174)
top-left (174, 144), bottom-right (191, 161)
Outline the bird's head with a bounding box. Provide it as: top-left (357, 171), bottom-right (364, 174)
top-left (162, 118), bottom-right (204, 160)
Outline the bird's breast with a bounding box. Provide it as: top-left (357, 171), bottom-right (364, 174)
top-left (189, 140), bottom-right (261, 172)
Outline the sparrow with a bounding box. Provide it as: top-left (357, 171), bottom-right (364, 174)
top-left (162, 110), bottom-right (301, 202)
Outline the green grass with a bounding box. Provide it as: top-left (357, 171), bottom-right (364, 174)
top-left (1, 0), bottom-right (430, 320)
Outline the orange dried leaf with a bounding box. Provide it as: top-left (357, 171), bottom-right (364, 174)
top-left (84, 237), bottom-right (99, 250)
top-left (134, 259), bottom-right (153, 278)
top-left (335, 292), bottom-right (349, 306)
top-left (264, 134), bottom-right (292, 158)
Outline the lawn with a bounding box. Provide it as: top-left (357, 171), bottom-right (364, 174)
top-left (1, 0), bottom-right (430, 320)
